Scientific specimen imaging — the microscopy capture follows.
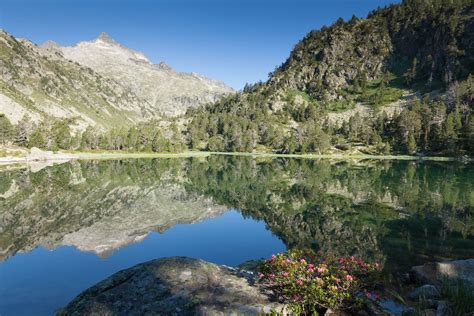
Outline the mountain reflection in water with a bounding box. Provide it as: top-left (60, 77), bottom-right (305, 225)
top-left (1, 156), bottom-right (473, 267)
top-left (0, 156), bottom-right (473, 315)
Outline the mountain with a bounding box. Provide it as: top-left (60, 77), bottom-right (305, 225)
top-left (186, 0), bottom-right (474, 156)
top-left (0, 30), bottom-right (232, 130)
top-left (60, 32), bottom-right (233, 117)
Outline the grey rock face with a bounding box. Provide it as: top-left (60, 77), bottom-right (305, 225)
top-left (268, 18), bottom-right (392, 101)
top-left (57, 257), bottom-right (286, 315)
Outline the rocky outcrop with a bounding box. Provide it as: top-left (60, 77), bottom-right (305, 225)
top-left (269, 16), bottom-right (392, 101)
top-left (57, 257), bottom-right (286, 315)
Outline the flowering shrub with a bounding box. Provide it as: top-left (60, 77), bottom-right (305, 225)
top-left (258, 249), bottom-right (382, 313)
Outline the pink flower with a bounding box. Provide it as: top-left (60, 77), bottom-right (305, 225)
top-left (300, 259), bottom-right (306, 264)
top-left (282, 272), bottom-right (289, 277)
top-left (269, 273), bottom-right (275, 279)
top-left (271, 254), bottom-right (276, 261)
top-left (317, 267), bottom-right (325, 273)
top-left (345, 275), bottom-right (353, 281)
top-left (365, 292), bottom-right (372, 299)
top-left (296, 279), bottom-right (303, 286)
top-left (335, 278), bottom-right (341, 283)
top-left (258, 273), bottom-right (265, 279)
top-left (307, 267), bottom-right (315, 273)
top-left (308, 263), bottom-right (315, 269)
top-left (292, 294), bottom-right (301, 301)
top-left (284, 258), bottom-right (292, 264)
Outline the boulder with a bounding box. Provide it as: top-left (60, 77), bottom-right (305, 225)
top-left (57, 257), bottom-right (286, 315)
top-left (411, 259), bottom-right (474, 286)
top-left (408, 285), bottom-right (440, 301)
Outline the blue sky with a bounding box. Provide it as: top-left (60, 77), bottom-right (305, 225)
top-left (0, 0), bottom-right (399, 89)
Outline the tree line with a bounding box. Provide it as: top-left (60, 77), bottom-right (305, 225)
top-left (0, 114), bottom-right (185, 153)
top-left (185, 77), bottom-right (473, 156)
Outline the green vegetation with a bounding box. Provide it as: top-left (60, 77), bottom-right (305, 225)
top-left (0, 114), bottom-right (186, 153)
top-left (259, 250), bottom-right (382, 313)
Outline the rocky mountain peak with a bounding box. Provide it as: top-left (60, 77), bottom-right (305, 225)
top-left (96, 31), bottom-right (115, 44)
top-left (64, 32), bottom-right (151, 64)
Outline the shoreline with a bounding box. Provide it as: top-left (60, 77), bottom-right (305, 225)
top-left (0, 149), bottom-right (469, 165)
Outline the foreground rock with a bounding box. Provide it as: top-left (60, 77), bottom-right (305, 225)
top-left (57, 257), bottom-right (286, 315)
top-left (411, 259), bottom-right (474, 286)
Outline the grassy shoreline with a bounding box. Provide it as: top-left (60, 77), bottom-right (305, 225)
top-left (0, 148), bottom-right (469, 165)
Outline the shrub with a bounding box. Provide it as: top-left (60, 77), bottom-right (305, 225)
top-left (258, 249), bottom-right (382, 314)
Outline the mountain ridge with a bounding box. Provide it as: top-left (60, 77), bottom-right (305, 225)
top-left (0, 29), bottom-right (233, 130)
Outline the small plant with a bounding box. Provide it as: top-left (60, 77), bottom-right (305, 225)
top-left (258, 249), bottom-right (382, 314)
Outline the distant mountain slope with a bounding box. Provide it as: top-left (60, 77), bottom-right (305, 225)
top-left (0, 29), bottom-right (148, 129)
top-left (60, 32), bottom-right (233, 117)
top-left (0, 30), bottom-right (232, 130)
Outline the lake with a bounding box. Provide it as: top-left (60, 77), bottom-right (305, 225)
top-left (0, 156), bottom-right (473, 315)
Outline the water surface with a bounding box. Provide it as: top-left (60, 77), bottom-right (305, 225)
top-left (0, 157), bottom-right (472, 315)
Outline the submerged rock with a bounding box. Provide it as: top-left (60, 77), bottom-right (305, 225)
top-left (408, 285), bottom-right (440, 301)
top-left (57, 257), bottom-right (286, 315)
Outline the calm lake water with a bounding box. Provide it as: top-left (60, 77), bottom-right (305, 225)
top-left (0, 156), bottom-right (473, 315)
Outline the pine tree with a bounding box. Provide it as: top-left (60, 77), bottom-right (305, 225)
top-left (407, 133), bottom-right (417, 154)
top-left (51, 121), bottom-right (71, 150)
top-left (28, 130), bottom-right (46, 148)
top-left (14, 114), bottom-right (33, 147)
top-left (404, 57), bottom-right (418, 86)
top-left (0, 114), bottom-right (14, 145)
